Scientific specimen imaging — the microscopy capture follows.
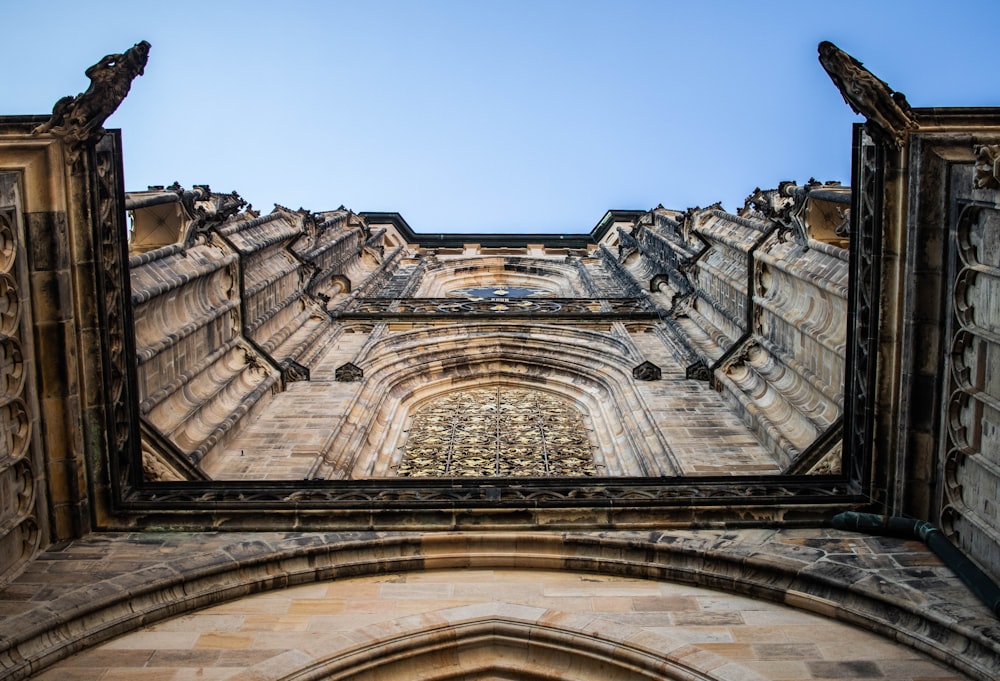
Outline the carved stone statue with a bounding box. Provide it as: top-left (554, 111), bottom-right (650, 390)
top-left (281, 359), bottom-right (310, 384)
top-left (33, 41), bottom-right (151, 159)
top-left (818, 41), bottom-right (917, 149)
top-left (974, 145), bottom-right (1000, 189)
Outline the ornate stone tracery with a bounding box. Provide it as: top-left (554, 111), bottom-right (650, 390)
top-left (942, 204), bottom-right (1000, 579)
top-left (397, 386), bottom-right (597, 477)
top-left (0, 197), bottom-right (37, 586)
top-left (845, 128), bottom-right (884, 490)
top-left (449, 285), bottom-right (553, 298)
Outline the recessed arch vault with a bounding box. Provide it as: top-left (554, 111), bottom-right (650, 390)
top-left (315, 322), bottom-right (679, 478)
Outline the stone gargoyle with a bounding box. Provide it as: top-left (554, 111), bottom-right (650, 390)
top-left (33, 40), bottom-right (150, 160)
top-left (818, 40), bottom-right (917, 149)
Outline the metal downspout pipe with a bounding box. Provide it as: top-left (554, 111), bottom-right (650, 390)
top-left (832, 511), bottom-right (1000, 618)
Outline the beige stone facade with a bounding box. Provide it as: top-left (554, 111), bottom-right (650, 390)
top-left (36, 567), bottom-right (965, 681)
top-left (129, 186), bottom-right (847, 482)
top-left (0, 40), bottom-right (998, 681)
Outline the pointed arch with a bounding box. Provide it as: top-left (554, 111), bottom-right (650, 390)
top-left (314, 322), bottom-right (680, 478)
top-left (259, 607), bottom-right (758, 681)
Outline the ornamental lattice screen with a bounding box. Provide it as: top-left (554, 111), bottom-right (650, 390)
top-left (397, 387), bottom-right (597, 477)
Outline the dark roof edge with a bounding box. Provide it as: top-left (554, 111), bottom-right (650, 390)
top-left (358, 209), bottom-right (647, 248)
top-left (0, 115), bottom-right (59, 134)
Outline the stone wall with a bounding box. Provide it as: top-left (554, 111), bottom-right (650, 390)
top-left (3, 529), bottom-right (997, 681)
top-left (34, 567), bottom-right (970, 681)
top-left (127, 190), bottom-right (372, 477)
top-left (622, 187), bottom-right (850, 474)
top-left (2, 41), bottom-right (998, 596)
top-left (0, 122), bottom-right (141, 583)
top-left (201, 237), bottom-right (799, 481)
top-left (124, 181), bottom-right (854, 483)
top-left (872, 113), bottom-right (1000, 585)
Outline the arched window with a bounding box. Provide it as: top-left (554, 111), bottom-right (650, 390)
top-left (398, 386), bottom-right (596, 477)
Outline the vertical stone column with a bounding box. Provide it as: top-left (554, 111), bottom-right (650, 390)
top-left (0, 118), bottom-right (134, 552)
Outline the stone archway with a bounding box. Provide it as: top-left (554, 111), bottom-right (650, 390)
top-left (32, 568), bottom-right (966, 681)
top-left (239, 606), bottom-right (760, 681)
top-left (318, 322), bottom-right (681, 479)
top-left (4, 531), bottom-right (992, 681)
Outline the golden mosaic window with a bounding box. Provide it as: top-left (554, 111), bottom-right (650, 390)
top-left (397, 387), bottom-right (597, 477)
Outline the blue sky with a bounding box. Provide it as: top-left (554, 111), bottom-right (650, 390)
top-left (3, 1), bottom-right (998, 233)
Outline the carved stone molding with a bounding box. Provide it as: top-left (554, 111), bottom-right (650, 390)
top-left (649, 273), bottom-right (678, 295)
top-left (329, 274), bottom-right (352, 293)
top-left (335, 362), bottom-right (363, 382)
top-left (941, 203), bottom-right (1000, 581)
top-left (281, 359), bottom-right (310, 384)
top-left (631, 360), bottom-right (661, 381)
top-left (844, 128), bottom-right (884, 490)
top-left (340, 297), bottom-right (654, 318)
top-left (803, 444), bottom-right (842, 475)
top-left (0, 183), bottom-right (38, 586)
top-left (742, 185), bottom-right (795, 222)
top-left (94, 134), bottom-right (143, 492)
top-left (685, 360), bottom-right (711, 381)
top-left (974, 145), bottom-right (1000, 189)
top-left (716, 338), bottom-right (757, 376)
top-left (669, 291), bottom-right (696, 318)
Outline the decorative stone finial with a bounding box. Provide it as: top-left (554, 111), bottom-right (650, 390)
top-left (818, 41), bottom-right (917, 149)
top-left (33, 40), bottom-right (151, 161)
